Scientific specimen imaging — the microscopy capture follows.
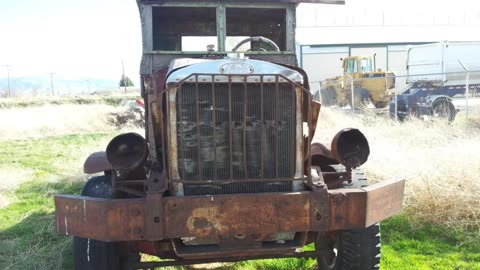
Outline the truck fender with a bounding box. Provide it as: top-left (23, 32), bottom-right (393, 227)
top-left (427, 95), bottom-right (453, 106)
top-left (83, 151), bottom-right (113, 174)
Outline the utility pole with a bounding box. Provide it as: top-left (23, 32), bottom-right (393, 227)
top-left (85, 79), bottom-right (92, 94)
top-left (122, 60), bottom-right (127, 94)
top-left (49, 72), bottom-right (56, 96)
top-left (2, 65), bottom-right (11, 97)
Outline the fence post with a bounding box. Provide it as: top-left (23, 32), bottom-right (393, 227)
top-left (386, 69), bottom-right (398, 121)
top-left (319, 81), bottom-right (322, 104)
top-left (458, 60), bottom-right (469, 120)
top-left (345, 73), bottom-right (354, 119)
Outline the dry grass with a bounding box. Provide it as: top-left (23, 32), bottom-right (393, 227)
top-left (1, 102), bottom-right (479, 231)
top-left (0, 104), bottom-right (125, 141)
top-left (0, 103), bottom-right (141, 210)
top-left (315, 108), bottom-right (480, 232)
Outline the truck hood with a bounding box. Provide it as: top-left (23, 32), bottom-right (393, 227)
top-left (166, 58), bottom-right (304, 84)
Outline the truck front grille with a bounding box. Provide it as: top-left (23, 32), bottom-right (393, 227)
top-left (175, 79), bottom-right (296, 195)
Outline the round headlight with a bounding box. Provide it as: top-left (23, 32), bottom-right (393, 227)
top-left (106, 133), bottom-right (148, 171)
top-left (331, 128), bottom-right (370, 168)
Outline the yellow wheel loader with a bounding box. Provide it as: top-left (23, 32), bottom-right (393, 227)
top-left (320, 56), bottom-right (395, 108)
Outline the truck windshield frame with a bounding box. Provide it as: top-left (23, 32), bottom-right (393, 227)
top-left (148, 3), bottom-right (295, 54)
top-left (153, 7), bottom-right (217, 51)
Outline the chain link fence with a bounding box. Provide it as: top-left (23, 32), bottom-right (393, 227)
top-left (314, 70), bottom-right (480, 122)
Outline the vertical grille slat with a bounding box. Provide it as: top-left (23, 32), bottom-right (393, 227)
top-left (195, 77), bottom-right (202, 180)
top-left (177, 77), bottom-right (297, 196)
top-left (211, 78), bottom-right (217, 180)
top-left (177, 87), bottom-right (185, 180)
top-left (228, 80), bottom-right (234, 180)
top-left (243, 78), bottom-right (248, 180)
top-left (260, 79), bottom-right (264, 179)
top-left (275, 77), bottom-right (279, 179)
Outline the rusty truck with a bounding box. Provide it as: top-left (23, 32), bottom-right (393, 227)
top-left (320, 56), bottom-right (396, 109)
top-left (54, 1), bottom-right (405, 269)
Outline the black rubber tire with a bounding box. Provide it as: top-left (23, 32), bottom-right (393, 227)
top-left (321, 87), bottom-right (336, 107)
top-left (432, 99), bottom-right (456, 122)
top-left (316, 172), bottom-right (381, 270)
top-left (373, 101), bottom-right (389, 109)
top-left (349, 88), bottom-right (370, 109)
top-left (73, 176), bottom-right (138, 270)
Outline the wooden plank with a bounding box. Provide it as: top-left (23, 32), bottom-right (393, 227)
top-left (286, 4), bottom-right (296, 52)
top-left (328, 189), bottom-right (367, 230)
top-left (216, 4), bottom-right (226, 51)
top-left (139, 4), bottom-right (153, 52)
top-left (363, 179), bottom-right (405, 227)
top-left (327, 179), bottom-right (405, 230)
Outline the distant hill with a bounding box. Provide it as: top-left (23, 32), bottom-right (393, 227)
top-left (0, 75), bottom-right (124, 97)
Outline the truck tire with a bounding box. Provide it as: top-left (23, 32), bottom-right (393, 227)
top-left (349, 88), bottom-right (370, 109)
top-left (373, 101), bottom-right (389, 109)
top-left (73, 176), bottom-right (139, 270)
top-left (432, 99), bottom-right (456, 122)
top-left (321, 87), bottom-right (336, 106)
top-left (316, 224), bottom-right (381, 270)
top-left (315, 173), bottom-right (381, 270)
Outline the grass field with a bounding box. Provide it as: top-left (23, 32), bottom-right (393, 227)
top-left (0, 102), bottom-right (479, 269)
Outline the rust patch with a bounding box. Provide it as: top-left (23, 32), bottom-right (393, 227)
top-left (55, 195), bottom-right (145, 241)
top-left (164, 193), bottom-right (311, 239)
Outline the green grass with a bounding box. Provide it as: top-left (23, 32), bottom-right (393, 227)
top-left (1, 134), bottom-right (480, 269)
top-left (0, 133), bottom-right (113, 269)
top-left (381, 216), bottom-right (480, 270)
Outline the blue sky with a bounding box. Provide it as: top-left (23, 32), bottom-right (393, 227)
top-left (0, 0), bottom-right (142, 83)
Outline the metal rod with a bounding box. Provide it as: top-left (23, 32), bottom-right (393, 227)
top-left (243, 76), bottom-right (248, 179)
top-left (160, 94), bottom-right (168, 184)
top-left (130, 250), bottom-right (327, 269)
top-left (211, 76), bottom-right (217, 180)
top-left (394, 76), bottom-right (398, 121)
top-left (458, 60), bottom-right (470, 120)
top-left (167, 177), bottom-right (309, 184)
top-left (228, 77), bottom-right (233, 179)
top-left (291, 85), bottom-right (297, 178)
top-left (178, 86), bottom-right (185, 179)
top-left (195, 76), bottom-right (202, 180)
top-left (466, 72), bottom-right (470, 120)
top-left (49, 72), bottom-right (55, 96)
top-left (307, 93), bottom-right (312, 182)
top-left (260, 76), bottom-right (265, 178)
top-left (275, 76), bottom-right (279, 178)
top-left (343, 73), bottom-right (355, 119)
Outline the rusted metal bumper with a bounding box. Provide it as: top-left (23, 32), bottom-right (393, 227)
top-left (55, 179), bottom-right (404, 242)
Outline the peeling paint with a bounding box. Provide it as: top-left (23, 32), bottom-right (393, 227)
top-left (87, 239), bottom-right (91, 262)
